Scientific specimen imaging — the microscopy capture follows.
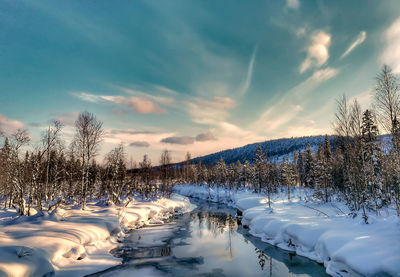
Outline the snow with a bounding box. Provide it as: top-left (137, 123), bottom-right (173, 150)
top-left (0, 194), bottom-right (194, 277)
top-left (174, 184), bottom-right (400, 277)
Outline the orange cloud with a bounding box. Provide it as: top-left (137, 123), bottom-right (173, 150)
top-left (102, 95), bottom-right (167, 114)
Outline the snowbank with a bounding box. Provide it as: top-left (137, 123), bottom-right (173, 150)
top-left (174, 184), bottom-right (400, 277)
top-left (0, 194), bottom-right (193, 277)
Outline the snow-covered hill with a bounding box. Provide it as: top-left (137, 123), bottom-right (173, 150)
top-left (175, 134), bottom-right (392, 166)
top-left (188, 135), bottom-right (337, 166)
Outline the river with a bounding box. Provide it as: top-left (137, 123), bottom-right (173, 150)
top-left (89, 199), bottom-right (328, 277)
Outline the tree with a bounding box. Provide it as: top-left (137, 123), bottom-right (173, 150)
top-left (253, 145), bottom-right (266, 193)
top-left (104, 145), bottom-right (126, 204)
top-left (73, 112), bottom-right (104, 209)
top-left (184, 152), bottom-right (191, 183)
top-left (41, 120), bottom-right (63, 202)
top-left (374, 65), bottom-right (400, 148)
top-left (9, 129), bottom-right (31, 215)
top-left (359, 109), bottom-right (381, 222)
top-left (334, 94), bottom-right (352, 138)
top-left (304, 144), bottom-right (314, 187)
top-left (139, 154), bottom-right (152, 198)
top-left (160, 150), bottom-right (172, 196)
top-left (281, 158), bottom-right (295, 201)
top-left (320, 135), bottom-right (333, 203)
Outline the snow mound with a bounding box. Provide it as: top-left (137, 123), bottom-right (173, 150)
top-left (0, 193), bottom-right (193, 277)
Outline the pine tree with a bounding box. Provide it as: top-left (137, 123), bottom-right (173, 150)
top-left (254, 145), bottom-right (266, 193)
top-left (360, 110), bottom-right (383, 218)
top-left (304, 144), bottom-right (314, 188)
top-left (281, 158), bottom-right (295, 201)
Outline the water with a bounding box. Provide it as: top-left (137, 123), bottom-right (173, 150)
top-left (89, 199), bottom-right (328, 277)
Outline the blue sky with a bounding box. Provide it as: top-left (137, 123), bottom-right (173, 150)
top-left (1, 0), bottom-right (400, 163)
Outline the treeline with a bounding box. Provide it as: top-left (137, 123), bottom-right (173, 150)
top-left (0, 112), bottom-right (180, 215)
top-left (1, 66), bottom-right (399, 222)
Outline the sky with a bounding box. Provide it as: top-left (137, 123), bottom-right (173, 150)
top-left (1, 0), bottom-right (400, 164)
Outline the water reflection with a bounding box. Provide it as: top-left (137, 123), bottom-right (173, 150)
top-left (89, 200), bottom-right (327, 277)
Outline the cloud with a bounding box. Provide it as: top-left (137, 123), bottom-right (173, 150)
top-left (161, 136), bottom-right (195, 145)
top-left (115, 86), bottom-right (176, 107)
top-left (310, 67), bottom-right (338, 82)
top-left (108, 129), bottom-right (154, 135)
top-left (129, 141), bottom-right (150, 147)
top-left (349, 89), bottom-right (373, 110)
top-left (341, 31), bottom-right (367, 58)
top-left (74, 92), bottom-right (101, 103)
top-left (101, 95), bottom-right (167, 114)
top-left (74, 89), bottom-right (170, 114)
top-left (239, 45), bottom-right (258, 96)
top-left (300, 31), bottom-right (331, 73)
top-left (186, 96), bottom-right (236, 125)
top-left (153, 85), bottom-right (179, 95)
top-left (104, 128), bottom-right (174, 147)
top-left (381, 16), bottom-right (400, 73)
top-left (195, 132), bottom-right (217, 141)
top-left (252, 67), bottom-right (338, 133)
top-left (0, 113), bottom-right (25, 135)
top-left (286, 0), bottom-right (300, 9)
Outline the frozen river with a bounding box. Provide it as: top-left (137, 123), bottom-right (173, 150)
top-left (90, 199), bottom-right (328, 277)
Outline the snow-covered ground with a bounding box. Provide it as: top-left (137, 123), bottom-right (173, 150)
top-left (174, 184), bottom-right (400, 277)
top-left (0, 194), bottom-right (193, 277)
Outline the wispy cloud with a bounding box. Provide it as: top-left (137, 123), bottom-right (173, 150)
top-left (73, 92), bottom-right (168, 114)
top-left (300, 31), bottom-right (331, 73)
top-left (286, 0), bottom-right (300, 10)
top-left (252, 67), bottom-right (338, 133)
top-left (74, 92), bottom-right (101, 103)
top-left (381, 16), bottom-right (400, 73)
top-left (186, 96), bottom-right (236, 125)
top-left (101, 95), bottom-right (167, 114)
top-left (239, 45), bottom-right (258, 96)
top-left (341, 31), bottom-right (367, 58)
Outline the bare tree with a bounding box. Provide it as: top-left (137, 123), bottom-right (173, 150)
top-left (139, 154), bottom-right (152, 198)
top-left (41, 120), bottom-right (63, 202)
top-left (10, 129), bottom-right (31, 215)
top-left (334, 94), bottom-right (352, 138)
top-left (160, 150), bottom-right (172, 195)
top-left (73, 112), bottom-right (104, 209)
top-left (374, 65), bottom-right (400, 144)
top-left (104, 144), bottom-right (126, 204)
top-left (350, 99), bottom-right (363, 138)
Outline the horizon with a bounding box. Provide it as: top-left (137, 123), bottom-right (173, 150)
top-left (1, 0), bottom-right (400, 164)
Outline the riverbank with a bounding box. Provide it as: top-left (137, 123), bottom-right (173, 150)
top-left (87, 198), bottom-right (328, 277)
top-left (0, 194), bottom-right (193, 277)
top-left (174, 184), bottom-right (400, 277)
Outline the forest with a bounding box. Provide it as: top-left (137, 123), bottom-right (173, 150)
top-left (1, 65), bottom-right (400, 224)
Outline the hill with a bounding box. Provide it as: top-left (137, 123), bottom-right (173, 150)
top-left (184, 135), bottom-right (337, 166)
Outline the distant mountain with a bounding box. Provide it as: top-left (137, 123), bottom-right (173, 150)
top-left (181, 135), bottom-right (338, 166)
